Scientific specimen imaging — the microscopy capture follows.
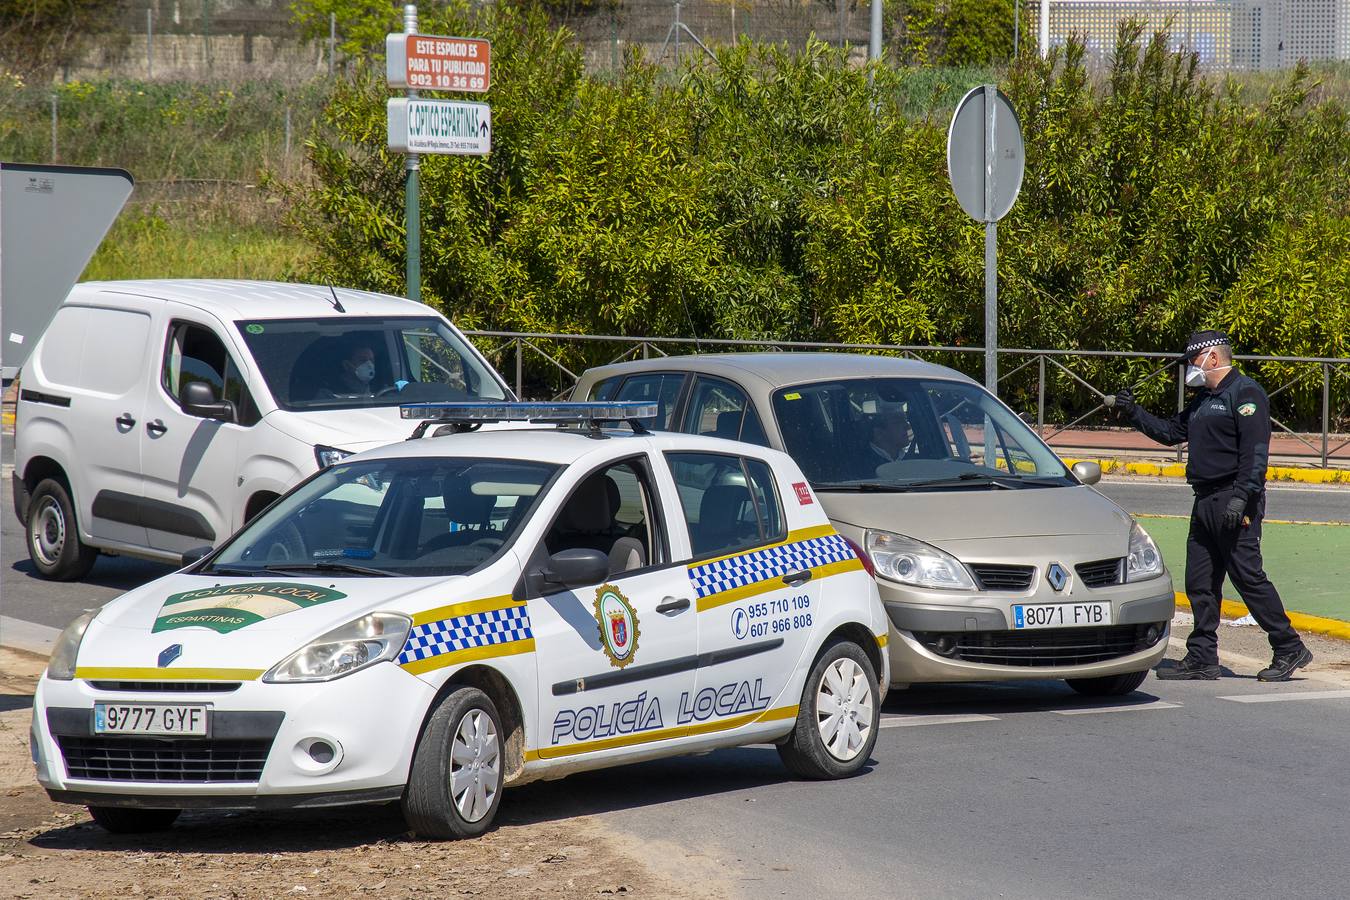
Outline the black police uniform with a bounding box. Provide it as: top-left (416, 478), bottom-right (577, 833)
top-left (1127, 365), bottom-right (1305, 668)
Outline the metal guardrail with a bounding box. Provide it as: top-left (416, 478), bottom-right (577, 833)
top-left (462, 330), bottom-right (1350, 468)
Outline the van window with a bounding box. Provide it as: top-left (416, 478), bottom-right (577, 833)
top-left (162, 322), bottom-right (259, 426)
top-left (37, 306), bottom-right (150, 395)
top-left (665, 452), bottom-right (786, 559)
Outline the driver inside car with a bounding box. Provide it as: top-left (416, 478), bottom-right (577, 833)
top-left (323, 343), bottom-right (383, 397)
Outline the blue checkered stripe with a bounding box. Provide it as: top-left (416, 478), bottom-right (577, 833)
top-left (689, 533), bottom-right (855, 600)
top-left (398, 605), bottom-right (532, 666)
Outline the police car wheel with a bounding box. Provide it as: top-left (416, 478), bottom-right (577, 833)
top-left (403, 686), bottom-right (505, 839)
top-left (777, 640), bottom-right (879, 780)
top-left (87, 806), bottom-right (180, 834)
top-left (26, 478), bottom-right (97, 581)
top-left (1065, 669), bottom-right (1149, 697)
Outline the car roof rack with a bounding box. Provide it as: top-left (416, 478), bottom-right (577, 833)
top-left (400, 401), bottom-right (660, 440)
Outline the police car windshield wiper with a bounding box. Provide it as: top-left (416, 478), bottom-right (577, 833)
top-left (200, 563), bottom-right (292, 577)
top-left (262, 562), bottom-right (399, 577)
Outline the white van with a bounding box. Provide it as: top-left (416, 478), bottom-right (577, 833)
top-left (12, 279), bottom-right (513, 579)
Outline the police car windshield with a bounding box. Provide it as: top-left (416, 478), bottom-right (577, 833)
top-left (206, 457), bottom-right (559, 577)
top-left (236, 316), bottom-right (508, 411)
top-left (771, 377), bottom-right (1074, 490)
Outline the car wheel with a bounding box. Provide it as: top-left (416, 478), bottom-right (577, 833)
top-left (26, 478), bottom-right (97, 581)
top-left (777, 639), bottom-right (880, 780)
top-left (403, 685), bottom-right (505, 839)
top-left (88, 806), bottom-right (181, 833)
top-left (1066, 669), bottom-right (1149, 697)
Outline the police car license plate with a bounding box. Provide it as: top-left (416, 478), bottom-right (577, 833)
top-left (94, 703), bottom-right (209, 736)
top-left (1012, 602), bottom-right (1111, 629)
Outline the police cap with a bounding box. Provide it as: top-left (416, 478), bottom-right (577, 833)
top-left (1180, 330), bottom-right (1231, 362)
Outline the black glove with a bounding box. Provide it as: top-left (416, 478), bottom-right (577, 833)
top-left (1110, 387), bottom-right (1137, 416)
top-left (1223, 496), bottom-right (1247, 530)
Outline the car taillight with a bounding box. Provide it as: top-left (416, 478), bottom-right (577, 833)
top-left (843, 535), bottom-right (875, 578)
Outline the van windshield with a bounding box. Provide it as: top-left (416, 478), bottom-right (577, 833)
top-left (236, 316), bottom-right (509, 411)
top-left (771, 378), bottom-right (1074, 491)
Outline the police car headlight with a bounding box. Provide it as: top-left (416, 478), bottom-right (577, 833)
top-left (263, 613), bottom-right (411, 683)
top-left (46, 609), bottom-right (98, 681)
top-left (864, 530), bottom-right (976, 591)
top-left (314, 445), bottom-right (353, 469)
top-left (1125, 521), bottom-right (1165, 582)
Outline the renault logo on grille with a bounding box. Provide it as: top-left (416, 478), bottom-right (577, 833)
top-left (158, 644), bottom-right (183, 667)
top-left (1046, 563), bottom-right (1069, 592)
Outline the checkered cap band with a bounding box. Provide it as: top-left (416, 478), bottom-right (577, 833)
top-left (398, 604), bottom-right (532, 665)
top-left (689, 533), bottom-right (855, 600)
top-left (1184, 335), bottom-right (1230, 355)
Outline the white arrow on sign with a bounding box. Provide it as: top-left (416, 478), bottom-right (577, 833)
top-left (387, 98), bottom-right (491, 156)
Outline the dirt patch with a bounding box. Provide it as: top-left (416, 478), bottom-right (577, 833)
top-left (0, 649), bottom-right (719, 900)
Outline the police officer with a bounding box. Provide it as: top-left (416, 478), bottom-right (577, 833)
top-left (1113, 330), bottom-right (1312, 681)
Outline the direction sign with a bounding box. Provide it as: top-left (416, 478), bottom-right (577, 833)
top-left (386, 34), bottom-right (490, 93)
top-left (946, 86), bottom-right (1024, 224)
top-left (387, 98), bottom-right (491, 156)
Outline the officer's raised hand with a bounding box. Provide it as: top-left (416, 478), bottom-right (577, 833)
top-left (1108, 387), bottom-right (1136, 416)
top-left (1222, 495), bottom-right (1246, 530)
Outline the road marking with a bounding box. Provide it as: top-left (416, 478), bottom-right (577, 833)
top-left (1054, 700), bottom-right (1180, 716)
top-left (1218, 689), bottom-right (1350, 704)
top-left (878, 714), bottom-right (998, 728)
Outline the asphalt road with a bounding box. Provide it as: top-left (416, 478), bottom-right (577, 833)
top-left (1096, 477), bottom-right (1350, 523)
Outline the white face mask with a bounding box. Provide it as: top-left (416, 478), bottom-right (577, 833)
top-left (1185, 351), bottom-right (1230, 388)
top-left (353, 360), bottom-right (376, 383)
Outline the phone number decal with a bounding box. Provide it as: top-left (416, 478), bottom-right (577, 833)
top-left (731, 595), bottom-right (811, 641)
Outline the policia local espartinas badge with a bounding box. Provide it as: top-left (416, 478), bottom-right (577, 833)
top-left (594, 584), bottom-right (641, 669)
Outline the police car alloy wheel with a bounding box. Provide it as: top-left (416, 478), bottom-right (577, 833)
top-left (1065, 669), bottom-right (1149, 697)
top-left (26, 478), bottom-right (97, 581)
top-left (88, 806), bottom-right (181, 834)
top-left (777, 639), bottom-right (880, 779)
top-left (404, 686), bottom-right (506, 839)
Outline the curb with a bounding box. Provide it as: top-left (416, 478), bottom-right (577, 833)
top-left (1063, 457), bottom-right (1350, 486)
top-left (1173, 592), bottom-right (1350, 643)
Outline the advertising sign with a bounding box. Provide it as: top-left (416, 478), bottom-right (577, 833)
top-left (387, 98), bottom-right (491, 156)
top-left (385, 34), bottom-right (490, 92)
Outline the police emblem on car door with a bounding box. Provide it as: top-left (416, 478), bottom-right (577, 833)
top-left (595, 584), bottom-right (640, 669)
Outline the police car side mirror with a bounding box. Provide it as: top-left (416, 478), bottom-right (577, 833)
top-left (1071, 460), bottom-right (1102, 486)
top-left (538, 549), bottom-right (609, 591)
top-left (182, 381), bottom-right (235, 423)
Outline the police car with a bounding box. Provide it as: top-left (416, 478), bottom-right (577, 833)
top-left (32, 402), bottom-right (889, 838)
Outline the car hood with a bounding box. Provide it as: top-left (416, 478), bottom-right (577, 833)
top-left (820, 485), bottom-right (1133, 543)
top-left (74, 571), bottom-right (470, 675)
top-left (264, 407), bottom-right (413, 454)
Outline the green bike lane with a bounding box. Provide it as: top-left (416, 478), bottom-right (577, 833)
top-left (1138, 514), bottom-right (1350, 626)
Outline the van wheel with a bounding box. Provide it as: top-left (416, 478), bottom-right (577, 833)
top-left (777, 639), bottom-right (880, 780)
top-left (26, 479), bottom-right (97, 581)
top-left (403, 686), bottom-right (505, 839)
top-left (88, 806), bottom-right (180, 833)
top-left (1066, 670), bottom-right (1149, 697)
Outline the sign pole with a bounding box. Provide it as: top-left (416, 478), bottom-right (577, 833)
top-left (983, 84), bottom-right (997, 395)
top-left (404, 4), bottom-right (420, 304)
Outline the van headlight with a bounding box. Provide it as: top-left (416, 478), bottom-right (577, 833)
top-left (864, 530), bottom-right (976, 591)
top-left (46, 610), bottom-right (98, 681)
top-left (1125, 521), bottom-right (1165, 582)
top-left (315, 445), bottom-right (353, 469)
top-left (263, 613), bottom-right (412, 683)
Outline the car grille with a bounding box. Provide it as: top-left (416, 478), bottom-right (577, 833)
top-left (87, 681), bottom-right (241, 693)
top-left (969, 564), bottom-right (1035, 591)
top-left (913, 623), bottom-right (1163, 667)
top-left (57, 736), bottom-right (272, 783)
top-left (1075, 558), bottom-right (1124, 588)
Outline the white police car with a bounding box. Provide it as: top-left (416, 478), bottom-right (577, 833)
top-left (32, 402), bottom-right (889, 838)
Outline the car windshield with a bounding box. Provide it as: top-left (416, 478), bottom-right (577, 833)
top-left (205, 457), bottom-right (559, 577)
top-left (772, 377), bottom-right (1074, 491)
top-left (236, 316), bottom-right (508, 411)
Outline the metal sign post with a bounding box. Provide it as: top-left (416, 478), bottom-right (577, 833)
top-left (403, 5), bottom-right (420, 304)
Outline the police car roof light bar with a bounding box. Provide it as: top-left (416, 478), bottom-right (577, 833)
top-left (400, 401), bottom-right (660, 439)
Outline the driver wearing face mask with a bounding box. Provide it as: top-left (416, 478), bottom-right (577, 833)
top-left (330, 344), bottom-right (379, 397)
top-left (1111, 330), bottom-right (1310, 683)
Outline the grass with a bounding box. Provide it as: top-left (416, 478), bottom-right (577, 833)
top-left (82, 214), bottom-right (313, 283)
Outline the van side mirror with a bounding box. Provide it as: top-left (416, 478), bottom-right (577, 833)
top-left (1071, 460), bottom-right (1102, 486)
top-left (182, 381), bottom-right (235, 422)
top-left (531, 548), bottom-right (609, 593)
top-left (181, 545), bottom-right (213, 568)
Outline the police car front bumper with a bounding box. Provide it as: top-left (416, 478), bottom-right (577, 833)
top-left (31, 661), bottom-right (434, 807)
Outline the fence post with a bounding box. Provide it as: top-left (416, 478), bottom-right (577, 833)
top-left (147, 8), bottom-right (153, 79)
top-left (515, 338), bottom-right (523, 399)
top-left (1037, 354), bottom-right (1045, 433)
top-left (284, 106), bottom-right (292, 162)
top-left (1322, 363), bottom-right (1330, 469)
top-left (329, 12), bottom-right (336, 77)
top-left (204, 0), bottom-right (213, 73)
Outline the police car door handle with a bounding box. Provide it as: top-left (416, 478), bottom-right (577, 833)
top-left (146, 419), bottom-right (167, 436)
top-left (656, 597), bottom-right (691, 615)
top-left (116, 414), bottom-right (137, 429)
top-left (783, 569), bottom-right (813, 587)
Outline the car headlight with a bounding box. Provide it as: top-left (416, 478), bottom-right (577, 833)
top-left (263, 613), bottom-right (412, 684)
top-left (46, 609), bottom-right (98, 681)
top-left (1126, 521), bottom-right (1165, 582)
top-left (314, 445), bottom-right (353, 469)
top-left (864, 530), bottom-right (977, 591)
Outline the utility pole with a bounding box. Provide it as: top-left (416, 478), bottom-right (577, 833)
top-left (1039, 0), bottom-right (1049, 57)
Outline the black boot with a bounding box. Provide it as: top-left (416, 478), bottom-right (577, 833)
top-left (1257, 646), bottom-right (1313, 682)
top-left (1157, 656), bottom-right (1220, 680)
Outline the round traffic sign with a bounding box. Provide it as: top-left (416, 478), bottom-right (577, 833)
top-left (946, 86), bottom-right (1025, 223)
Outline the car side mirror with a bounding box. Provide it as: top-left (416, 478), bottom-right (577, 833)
top-left (181, 545), bottom-right (213, 568)
top-left (1071, 460), bottom-right (1102, 486)
top-left (535, 548), bottom-right (609, 592)
top-left (182, 381), bottom-right (235, 422)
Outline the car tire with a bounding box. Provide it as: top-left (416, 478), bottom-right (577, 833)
top-left (1065, 669), bottom-right (1149, 697)
top-left (87, 806), bottom-right (181, 833)
top-left (26, 478), bottom-right (97, 581)
top-left (403, 685), bottom-right (505, 839)
top-left (777, 639), bottom-right (880, 780)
